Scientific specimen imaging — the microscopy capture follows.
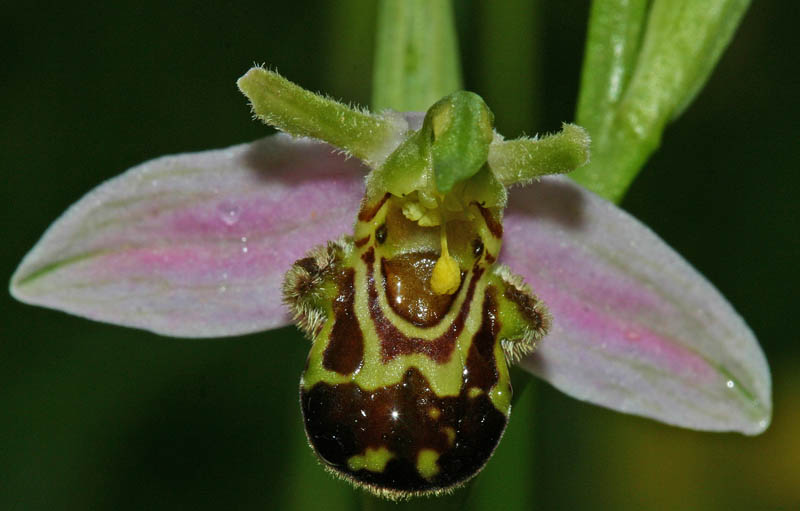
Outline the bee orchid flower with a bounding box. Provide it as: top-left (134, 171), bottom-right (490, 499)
top-left (10, 67), bottom-right (770, 497)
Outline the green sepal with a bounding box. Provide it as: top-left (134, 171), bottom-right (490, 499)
top-left (238, 67), bottom-right (406, 167)
top-left (488, 123), bottom-right (591, 187)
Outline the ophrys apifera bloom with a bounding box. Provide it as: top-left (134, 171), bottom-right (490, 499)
top-left (10, 68), bottom-right (771, 499)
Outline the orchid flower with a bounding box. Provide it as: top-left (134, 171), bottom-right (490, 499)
top-left (8, 0), bottom-right (769, 502)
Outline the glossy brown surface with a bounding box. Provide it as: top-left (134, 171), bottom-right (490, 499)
top-left (464, 287), bottom-right (500, 390)
top-left (322, 269), bottom-right (364, 374)
top-left (302, 367), bottom-right (508, 494)
top-left (381, 252), bottom-right (458, 327)
top-left (363, 248), bottom-right (483, 364)
top-left (304, 248), bottom-right (510, 494)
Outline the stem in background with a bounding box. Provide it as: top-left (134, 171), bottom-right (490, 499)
top-left (576, 0), bottom-right (649, 147)
top-left (372, 0), bottom-right (463, 112)
top-left (475, 0), bottom-right (542, 136)
top-left (571, 0), bottom-right (649, 204)
top-left (325, 0), bottom-right (377, 104)
top-left (572, 0), bottom-right (751, 203)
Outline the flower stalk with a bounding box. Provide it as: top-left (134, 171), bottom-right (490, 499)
top-left (372, 0), bottom-right (462, 112)
top-left (573, 0), bottom-right (752, 202)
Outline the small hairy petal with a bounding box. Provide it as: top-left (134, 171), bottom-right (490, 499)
top-left (10, 135), bottom-right (365, 337)
top-left (502, 176), bottom-right (771, 435)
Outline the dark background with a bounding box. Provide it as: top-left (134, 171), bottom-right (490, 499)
top-left (3, 1), bottom-right (797, 509)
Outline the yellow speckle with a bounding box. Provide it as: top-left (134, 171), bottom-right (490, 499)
top-left (428, 407), bottom-right (441, 420)
top-left (347, 446), bottom-right (394, 473)
top-left (468, 387), bottom-right (484, 398)
top-left (416, 449), bottom-right (441, 480)
top-left (442, 427), bottom-right (456, 446)
top-left (431, 221), bottom-right (461, 295)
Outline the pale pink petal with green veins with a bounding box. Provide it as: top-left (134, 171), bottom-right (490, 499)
top-left (502, 176), bottom-right (771, 435)
top-left (10, 135), bottom-right (366, 337)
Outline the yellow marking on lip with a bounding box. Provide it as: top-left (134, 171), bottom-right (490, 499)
top-left (347, 446), bottom-right (395, 473)
top-left (416, 449), bottom-right (441, 480)
top-left (468, 387), bottom-right (484, 398)
top-left (428, 407), bottom-right (441, 420)
top-left (442, 426), bottom-right (456, 446)
top-left (431, 225), bottom-right (461, 295)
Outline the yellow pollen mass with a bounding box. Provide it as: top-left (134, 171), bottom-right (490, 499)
top-left (430, 225), bottom-right (461, 295)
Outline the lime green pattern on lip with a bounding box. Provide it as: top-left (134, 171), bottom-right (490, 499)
top-left (416, 449), bottom-right (441, 480)
top-left (347, 447), bottom-right (395, 473)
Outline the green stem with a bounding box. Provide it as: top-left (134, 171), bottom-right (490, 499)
top-left (572, 0), bottom-right (751, 203)
top-left (571, 0), bottom-right (649, 203)
top-left (576, 0), bottom-right (649, 146)
top-left (475, 0), bottom-right (542, 136)
top-left (372, 0), bottom-right (463, 112)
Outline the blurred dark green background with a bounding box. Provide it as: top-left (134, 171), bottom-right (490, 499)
top-left (3, 1), bottom-right (798, 509)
